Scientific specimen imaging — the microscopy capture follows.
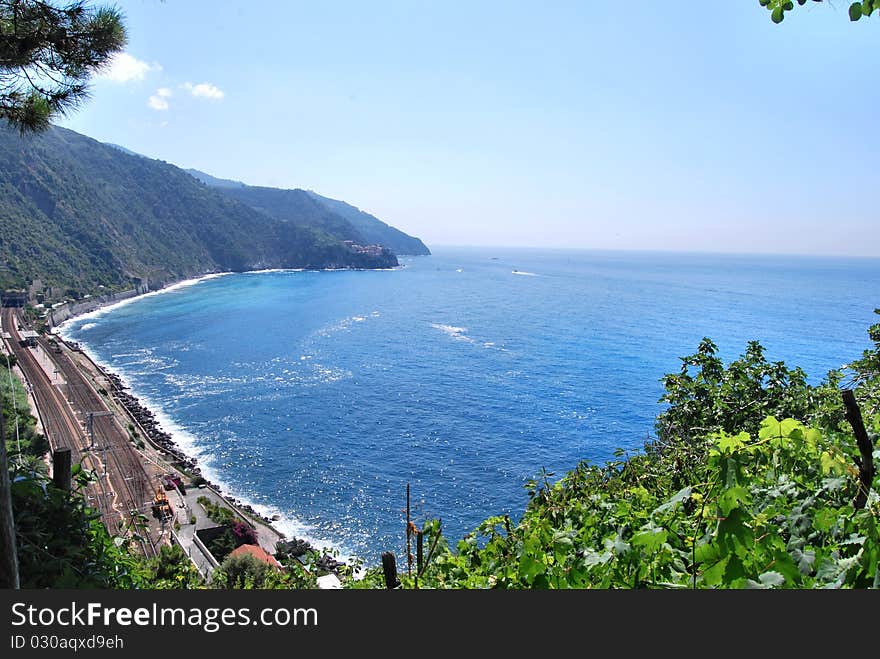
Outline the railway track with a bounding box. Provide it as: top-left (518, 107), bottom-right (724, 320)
top-left (46, 338), bottom-right (158, 548)
top-left (2, 307), bottom-right (116, 524)
top-left (2, 307), bottom-right (158, 556)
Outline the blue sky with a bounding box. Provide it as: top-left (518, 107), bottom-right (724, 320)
top-left (60, 1), bottom-right (879, 255)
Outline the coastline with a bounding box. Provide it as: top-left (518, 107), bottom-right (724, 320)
top-left (52, 270), bottom-right (357, 560)
top-left (50, 272), bottom-right (232, 329)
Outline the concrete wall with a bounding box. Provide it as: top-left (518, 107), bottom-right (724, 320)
top-left (48, 288), bottom-right (139, 327)
top-left (193, 528), bottom-right (222, 568)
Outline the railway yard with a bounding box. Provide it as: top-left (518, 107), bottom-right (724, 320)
top-left (2, 306), bottom-right (162, 557)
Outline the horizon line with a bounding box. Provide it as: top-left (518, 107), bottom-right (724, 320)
top-left (421, 244), bottom-right (880, 261)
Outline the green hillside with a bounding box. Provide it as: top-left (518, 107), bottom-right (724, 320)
top-left (206, 182), bottom-right (369, 246)
top-left (0, 125), bottom-right (397, 294)
top-left (306, 191), bottom-right (431, 256)
top-left (186, 168), bottom-right (430, 256)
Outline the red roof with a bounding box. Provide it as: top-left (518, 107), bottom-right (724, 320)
top-left (228, 544), bottom-right (281, 568)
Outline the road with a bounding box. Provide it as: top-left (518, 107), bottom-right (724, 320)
top-left (2, 307), bottom-right (158, 556)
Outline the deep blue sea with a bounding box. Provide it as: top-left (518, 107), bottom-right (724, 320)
top-left (60, 248), bottom-right (880, 562)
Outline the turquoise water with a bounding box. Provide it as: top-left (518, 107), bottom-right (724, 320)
top-left (61, 248), bottom-right (880, 561)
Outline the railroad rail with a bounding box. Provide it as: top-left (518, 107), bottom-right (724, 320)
top-left (2, 307), bottom-right (158, 556)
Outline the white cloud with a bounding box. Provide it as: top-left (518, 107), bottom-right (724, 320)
top-left (181, 82), bottom-right (225, 100)
top-left (148, 87), bottom-right (173, 111)
top-left (147, 94), bottom-right (169, 111)
top-left (97, 52), bottom-right (161, 83)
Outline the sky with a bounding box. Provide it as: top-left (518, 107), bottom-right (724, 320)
top-left (59, 1), bottom-right (879, 256)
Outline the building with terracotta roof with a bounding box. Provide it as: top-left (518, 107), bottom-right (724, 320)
top-left (227, 544), bottom-right (282, 569)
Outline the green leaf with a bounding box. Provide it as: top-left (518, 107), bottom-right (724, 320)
top-left (850, 2), bottom-right (863, 20)
top-left (842, 533), bottom-right (866, 547)
top-left (759, 416), bottom-right (799, 442)
top-left (780, 417), bottom-right (800, 437)
top-left (582, 549), bottom-right (612, 568)
top-left (772, 6), bottom-right (785, 23)
top-left (701, 555), bottom-right (729, 586)
top-left (719, 486), bottom-right (750, 515)
top-left (820, 451), bottom-right (846, 475)
top-left (552, 531), bottom-right (574, 556)
top-left (723, 554), bottom-right (747, 583)
top-left (606, 535), bottom-right (632, 556)
top-left (822, 476), bottom-right (847, 492)
top-left (518, 536), bottom-right (547, 582)
top-left (803, 428), bottom-right (821, 452)
top-left (553, 534), bottom-right (573, 548)
top-left (747, 571), bottom-right (785, 589)
top-left (812, 507), bottom-right (839, 533)
top-left (758, 417), bottom-right (779, 440)
top-left (716, 431), bottom-right (749, 454)
top-left (632, 527), bottom-right (668, 553)
top-left (694, 541), bottom-right (720, 564)
top-left (717, 508), bottom-right (754, 554)
top-left (791, 547), bottom-right (816, 575)
top-left (654, 486), bottom-right (692, 515)
top-left (771, 549), bottom-right (802, 584)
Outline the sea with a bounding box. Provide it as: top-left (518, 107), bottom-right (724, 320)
top-left (59, 247), bottom-right (880, 563)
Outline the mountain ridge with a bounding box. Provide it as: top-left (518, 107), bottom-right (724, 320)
top-left (0, 125), bottom-right (400, 295)
top-left (186, 168), bottom-right (431, 257)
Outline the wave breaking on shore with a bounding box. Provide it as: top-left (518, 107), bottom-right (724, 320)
top-left (57, 273), bottom-right (232, 336)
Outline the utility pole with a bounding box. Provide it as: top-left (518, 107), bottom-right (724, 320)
top-left (0, 302), bottom-right (20, 588)
top-left (86, 411), bottom-right (114, 478)
top-left (0, 380), bottom-right (19, 588)
top-left (86, 411), bottom-right (114, 450)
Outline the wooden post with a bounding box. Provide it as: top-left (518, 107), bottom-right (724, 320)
top-left (842, 390), bottom-right (875, 510)
top-left (406, 482), bottom-right (412, 578)
top-left (381, 551), bottom-right (399, 589)
top-left (421, 519), bottom-right (442, 575)
top-left (415, 529), bottom-right (423, 590)
top-left (52, 447), bottom-right (72, 492)
top-left (0, 392), bottom-right (20, 588)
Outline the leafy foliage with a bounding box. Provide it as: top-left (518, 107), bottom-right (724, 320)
top-left (846, 0), bottom-right (879, 20)
top-left (655, 338), bottom-right (842, 445)
top-left (231, 520), bottom-right (259, 546)
top-left (759, 0), bottom-right (878, 23)
top-left (1, 361), bottom-right (49, 467)
top-left (212, 553), bottom-right (273, 589)
top-left (366, 412), bottom-right (877, 589)
top-left (11, 466), bottom-right (145, 588)
top-left (846, 309), bottom-right (880, 411)
top-left (0, 1), bottom-right (126, 131)
top-left (350, 325), bottom-right (880, 589)
top-left (141, 544), bottom-right (203, 589)
top-left (197, 496), bottom-right (236, 526)
top-left (196, 496), bottom-right (262, 562)
top-left (211, 551), bottom-right (317, 589)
